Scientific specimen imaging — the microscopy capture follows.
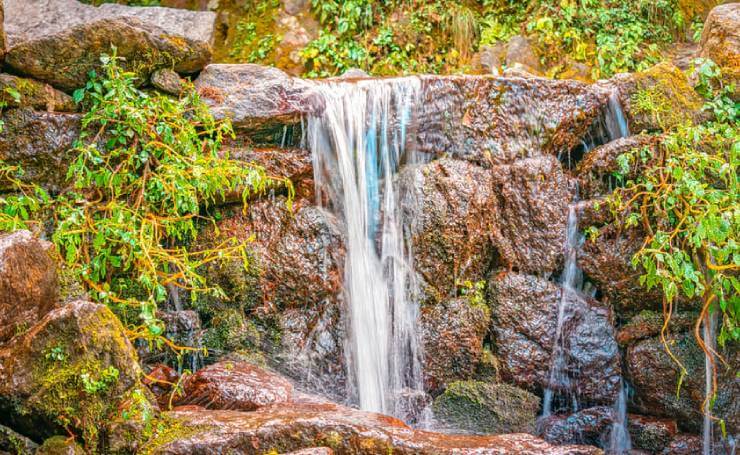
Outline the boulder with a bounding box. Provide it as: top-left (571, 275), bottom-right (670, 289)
top-left (0, 73), bottom-right (76, 112)
top-left (143, 364), bottom-right (180, 409)
top-left (0, 0), bottom-right (5, 62)
top-left (660, 434), bottom-right (702, 455)
top-left (700, 3), bottom-right (739, 91)
top-left (489, 156), bottom-right (570, 274)
top-left (0, 300), bottom-right (156, 449)
top-left (224, 146), bottom-right (314, 199)
top-left (537, 406), bottom-right (614, 447)
top-left (174, 361), bottom-right (293, 411)
top-left (421, 298), bottom-right (490, 394)
top-left (150, 69), bottom-right (187, 96)
top-left (4, 0), bottom-right (216, 91)
top-left (627, 414), bottom-right (677, 453)
top-left (142, 403), bottom-right (601, 454)
top-left (626, 331), bottom-right (739, 433)
top-left (0, 230), bottom-right (59, 343)
top-left (432, 380), bottom-right (540, 434)
top-left (0, 109), bottom-right (81, 193)
top-left (397, 159), bottom-right (496, 302)
top-left (472, 43), bottom-right (506, 75)
top-left (603, 62), bottom-right (705, 133)
top-left (284, 449), bottom-right (333, 455)
top-left (616, 311), bottom-right (696, 346)
top-left (0, 424), bottom-right (37, 454)
top-left (505, 35), bottom-right (542, 74)
top-left (489, 273), bottom-right (621, 404)
top-left (34, 436), bottom-right (85, 454)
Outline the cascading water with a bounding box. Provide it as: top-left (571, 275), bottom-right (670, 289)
top-left (306, 77), bottom-right (426, 421)
top-left (703, 310), bottom-right (718, 455)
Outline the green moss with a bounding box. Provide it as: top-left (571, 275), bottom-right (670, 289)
top-left (139, 416), bottom-right (212, 455)
top-left (37, 436), bottom-right (85, 455)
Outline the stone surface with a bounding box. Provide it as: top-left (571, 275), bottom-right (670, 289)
top-left (283, 449), bottom-right (333, 455)
top-left (0, 423), bottom-right (37, 454)
top-left (616, 311), bottom-right (696, 346)
top-left (143, 363), bottom-right (180, 409)
top-left (627, 414), bottom-right (677, 453)
top-left (224, 145), bottom-right (314, 199)
top-left (398, 159), bottom-right (496, 302)
top-left (660, 434), bottom-right (702, 455)
top-left (489, 156), bottom-right (570, 274)
top-left (150, 69), bottom-right (187, 96)
top-left (505, 35), bottom-right (542, 74)
top-left (537, 406), bottom-right (614, 447)
top-left (0, 73), bottom-right (76, 112)
top-left (0, 230), bottom-right (59, 343)
top-left (627, 331), bottom-right (739, 433)
top-left (0, 0), bottom-right (5, 63)
top-left (489, 273), bottom-right (621, 404)
top-left (143, 403), bottom-right (601, 454)
top-left (0, 109), bottom-right (81, 193)
top-left (0, 301), bottom-right (154, 448)
top-left (421, 298), bottom-right (490, 394)
top-left (34, 436), bottom-right (85, 455)
top-left (700, 3), bottom-right (739, 91)
top-left (432, 380), bottom-right (540, 435)
top-left (4, 0), bottom-right (215, 91)
top-left (472, 43), bottom-right (506, 75)
top-left (175, 361), bottom-right (293, 411)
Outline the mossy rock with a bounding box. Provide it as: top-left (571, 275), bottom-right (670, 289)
top-left (35, 436), bottom-right (85, 455)
top-left (0, 74), bottom-right (76, 112)
top-left (0, 424), bottom-right (37, 454)
top-left (432, 380), bottom-right (540, 434)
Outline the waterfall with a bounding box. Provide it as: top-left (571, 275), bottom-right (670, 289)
top-left (703, 310), bottom-right (718, 455)
top-left (306, 78), bottom-right (425, 420)
top-left (609, 381), bottom-right (633, 453)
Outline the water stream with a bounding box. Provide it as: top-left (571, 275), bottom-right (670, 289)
top-left (306, 77), bottom-right (426, 421)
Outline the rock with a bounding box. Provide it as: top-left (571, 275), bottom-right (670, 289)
top-left (338, 68), bottom-right (369, 79)
top-left (700, 3), bottom-right (739, 91)
top-left (505, 35), bottom-right (542, 74)
top-left (194, 64), bottom-right (320, 132)
top-left (421, 298), bottom-right (490, 394)
top-left (201, 197), bottom-right (344, 312)
top-left (0, 424), bottom-right (37, 454)
top-left (537, 406), bottom-right (614, 447)
top-left (576, 134), bottom-right (658, 200)
top-left (627, 414), bottom-right (677, 453)
top-left (34, 436), bottom-right (85, 455)
top-left (281, 0), bottom-right (309, 16)
top-left (398, 159), bottom-right (496, 301)
top-left (283, 449), bottom-right (333, 455)
top-left (489, 156), bottom-right (570, 274)
top-left (472, 43), bottom-right (506, 75)
top-left (489, 273), bottom-right (621, 404)
top-left (143, 364), bottom-right (180, 409)
top-left (626, 331), bottom-right (739, 433)
top-left (432, 380), bottom-right (540, 434)
top-left (274, 13), bottom-right (318, 76)
top-left (0, 74), bottom-right (76, 112)
top-left (616, 311), bottom-right (696, 346)
top-left (0, 0), bottom-right (5, 62)
top-left (502, 63), bottom-right (540, 78)
top-left (174, 361), bottom-right (293, 411)
top-left (560, 57), bottom-right (592, 82)
top-left (142, 403), bottom-right (601, 454)
top-left (150, 69), bottom-right (187, 96)
top-left (0, 109), bottom-right (81, 193)
top-left (224, 146), bottom-right (314, 199)
top-left (0, 301), bottom-right (156, 448)
top-left (604, 62), bottom-right (706, 133)
top-left (4, 0), bottom-right (216, 91)
top-left (0, 230), bottom-right (59, 343)
top-left (660, 434), bottom-right (702, 455)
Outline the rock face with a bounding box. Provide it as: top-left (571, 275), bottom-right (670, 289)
top-left (225, 146), bottom-right (314, 199)
top-left (489, 273), bottom-right (621, 404)
top-left (150, 69), bottom-right (187, 96)
top-left (421, 298), bottom-right (490, 394)
top-left (489, 156), bottom-right (569, 274)
top-left (143, 403), bottom-right (601, 454)
top-left (700, 3), bottom-right (739, 87)
top-left (627, 414), bottom-right (677, 453)
top-left (432, 380), bottom-right (540, 434)
top-left (537, 406), bottom-right (614, 447)
top-left (0, 230), bottom-right (59, 343)
top-left (4, 0), bottom-right (216, 91)
top-left (398, 159), bottom-right (496, 302)
top-left (505, 35), bottom-right (542, 74)
top-left (0, 109), bottom-right (81, 193)
top-left (175, 361), bottom-right (293, 411)
top-left (626, 331), bottom-right (739, 433)
top-left (0, 73), bottom-right (76, 112)
top-left (0, 0), bottom-right (5, 62)
top-left (0, 423), bottom-right (38, 454)
top-left (0, 301), bottom-right (155, 447)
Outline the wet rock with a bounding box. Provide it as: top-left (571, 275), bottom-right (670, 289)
top-left (538, 406), bottom-right (614, 447)
top-left (224, 146), bottom-right (314, 199)
top-left (700, 3), bottom-right (739, 92)
top-left (194, 64), bottom-right (320, 132)
top-left (472, 43), bottom-right (506, 75)
top-left (143, 403), bottom-right (601, 454)
top-left (432, 380), bottom-right (540, 434)
top-left (576, 134), bottom-right (658, 200)
top-left (35, 436), bottom-right (85, 455)
top-left (616, 311), bottom-right (696, 346)
top-left (0, 424), bottom-right (37, 454)
top-left (505, 35), bottom-right (542, 74)
top-left (150, 69), bottom-right (187, 96)
top-left (0, 230), bottom-right (59, 343)
top-left (0, 109), bottom-right (81, 193)
top-left (174, 361), bottom-right (293, 411)
top-left (489, 156), bottom-right (570, 274)
top-left (4, 0), bottom-right (216, 91)
top-left (338, 68), bottom-right (369, 79)
top-left (143, 364), bottom-right (180, 409)
top-left (416, 75), bottom-right (608, 165)
top-left (398, 159), bottom-right (496, 302)
top-left (421, 298), bottom-right (490, 394)
top-left (604, 62), bottom-right (705, 133)
top-left (627, 414), bottom-right (677, 453)
top-left (560, 57), bottom-right (592, 82)
top-left (627, 331), bottom-right (739, 433)
top-left (0, 0), bottom-right (5, 62)
top-left (489, 273), bottom-right (621, 404)
top-left (660, 434), bottom-right (702, 455)
top-left (0, 74), bottom-right (76, 112)
top-left (283, 448), bottom-right (333, 455)
top-left (0, 301), bottom-right (155, 448)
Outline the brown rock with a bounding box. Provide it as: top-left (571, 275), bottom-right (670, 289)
top-left (150, 69), bottom-right (187, 96)
top-left (0, 74), bottom-right (76, 112)
top-left (283, 449), bottom-right (333, 455)
top-left (175, 361), bottom-right (293, 411)
top-left (505, 35), bottom-right (542, 74)
top-left (616, 311), bottom-right (696, 346)
top-left (143, 403), bottom-right (601, 454)
top-left (143, 363), bottom-right (180, 408)
top-left (538, 406), bottom-right (614, 447)
top-left (472, 43), bottom-right (506, 75)
top-left (700, 3), bottom-right (740, 90)
top-left (0, 230), bottom-right (59, 343)
top-left (489, 156), bottom-right (570, 274)
top-left (0, 423), bottom-right (37, 454)
top-left (490, 273), bottom-right (621, 404)
top-left (627, 414), bottom-right (677, 453)
top-left (35, 436), bottom-right (85, 455)
top-left (660, 434), bottom-right (702, 455)
top-left (421, 298), bottom-right (490, 394)
top-left (224, 145), bottom-right (314, 199)
top-left (0, 0), bottom-right (5, 63)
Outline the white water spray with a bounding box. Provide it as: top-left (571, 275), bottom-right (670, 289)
top-left (307, 78), bottom-right (425, 419)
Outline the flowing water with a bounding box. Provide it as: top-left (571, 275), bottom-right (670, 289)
top-left (306, 77), bottom-right (426, 420)
top-left (703, 310), bottom-right (718, 455)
